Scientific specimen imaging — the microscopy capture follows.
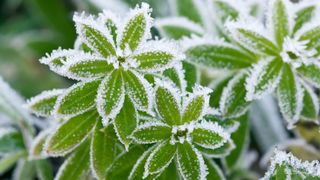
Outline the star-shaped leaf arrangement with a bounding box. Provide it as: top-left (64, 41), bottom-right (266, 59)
top-left (130, 81), bottom-right (233, 179)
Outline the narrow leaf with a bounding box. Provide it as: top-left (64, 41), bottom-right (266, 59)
top-left (131, 122), bottom-right (171, 144)
top-left (35, 159), bottom-right (53, 180)
top-left (297, 63), bottom-right (320, 88)
top-left (301, 83), bottom-right (319, 123)
top-left (0, 128), bottom-right (24, 155)
top-left (182, 94), bottom-right (206, 124)
top-left (205, 158), bottom-right (225, 180)
top-left (292, 5), bottom-right (316, 35)
top-left (174, 0), bottom-right (202, 24)
top-left (0, 150), bottom-right (26, 175)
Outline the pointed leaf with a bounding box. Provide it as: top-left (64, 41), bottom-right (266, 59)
top-left (45, 109), bottom-right (98, 156)
top-left (155, 85), bottom-right (181, 125)
top-left (119, 3), bottom-right (152, 51)
top-left (106, 145), bottom-right (145, 180)
top-left (26, 89), bottom-right (63, 117)
top-left (56, 80), bottom-right (101, 116)
top-left (213, 0), bottom-right (239, 22)
top-left (114, 96), bottom-right (137, 149)
top-left (74, 13), bottom-right (116, 58)
top-left (29, 129), bottom-right (50, 160)
top-left (277, 64), bottom-right (303, 127)
top-left (155, 17), bottom-right (204, 40)
top-left (145, 141), bottom-right (176, 175)
top-left (220, 72), bottom-right (251, 118)
top-left (176, 142), bottom-right (207, 180)
top-left (174, 0), bottom-right (202, 24)
top-left (97, 69), bottom-right (124, 125)
top-left (55, 141), bottom-right (90, 180)
top-left (183, 61), bottom-right (198, 92)
top-left (182, 92), bottom-right (208, 124)
top-left (131, 122), bottom-right (171, 144)
top-left (0, 128), bottom-right (24, 155)
top-left (195, 139), bottom-right (235, 158)
top-left (91, 122), bottom-right (118, 179)
top-left (191, 121), bottom-right (229, 150)
top-left (66, 57), bottom-right (114, 80)
top-left (268, 0), bottom-right (289, 46)
top-left (156, 162), bottom-right (179, 180)
top-left (205, 158), bottom-right (225, 180)
top-left (301, 83), bottom-right (319, 123)
top-left (0, 150), bottom-right (26, 175)
top-left (35, 159), bottom-right (53, 180)
top-left (163, 65), bottom-right (186, 91)
top-left (298, 25), bottom-right (320, 51)
top-left (12, 159), bottom-right (36, 180)
top-left (123, 70), bottom-right (151, 112)
top-left (292, 5), bottom-right (316, 35)
top-left (297, 63), bottom-right (320, 88)
top-left (245, 58), bottom-right (283, 101)
top-left (185, 42), bottom-right (254, 70)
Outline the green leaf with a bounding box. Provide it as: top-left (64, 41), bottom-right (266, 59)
top-left (185, 43), bottom-right (254, 70)
top-left (55, 141), bottom-right (90, 180)
top-left (270, 0), bottom-right (289, 46)
top-left (163, 66), bottom-right (184, 91)
top-left (298, 25), bottom-right (320, 50)
top-left (182, 94), bottom-right (206, 124)
top-left (292, 5), bottom-right (316, 35)
top-left (297, 63), bottom-right (320, 88)
top-left (30, 130), bottom-right (50, 159)
top-left (97, 69), bottom-right (124, 124)
top-left (45, 109), bottom-right (98, 156)
top-left (227, 25), bottom-right (279, 55)
top-left (174, 0), bottom-right (202, 24)
top-left (131, 122), bottom-right (171, 144)
top-left (205, 158), bottom-right (225, 180)
top-left (225, 114), bottom-right (249, 169)
top-left (133, 50), bottom-right (176, 72)
top-left (213, 0), bottom-right (239, 22)
top-left (155, 161), bottom-right (179, 180)
top-left (35, 159), bottom-right (53, 180)
top-left (195, 139), bottom-right (235, 158)
top-left (0, 128), bottom-right (25, 155)
top-left (156, 18), bottom-right (203, 40)
top-left (301, 83), bottom-right (319, 123)
top-left (176, 142), bottom-right (206, 180)
top-left (0, 150), bottom-right (26, 175)
top-left (13, 159), bottom-right (36, 180)
top-left (27, 89), bottom-right (62, 117)
top-left (145, 141), bottom-right (176, 175)
top-left (209, 74), bottom-right (233, 108)
top-left (67, 58), bottom-right (114, 80)
top-left (183, 61), bottom-right (198, 92)
top-left (245, 58), bottom-right (283, 101)
top-left (191, 123), bottom-right (227, 150)
top-left (104, 17), bottom-right (118, 44)
top-left (91, 122), bottom-right (118, 179)
top-left (119, 4), bottom-right (151, 51)
top-left (277, 64), bottom-right (303, 127)
top-left (155, 86), bottom-right (181, 125)
top-left (57, 79), bottom-right (101, 116)
top-left (74, 17), bottom-right (116, 58)
top-left (114, 96), bottom-right (137, 149)
top-left (106, 145), bottom-right (145, 180)
top-left (220, 72), bottom-right (251, 118)
top-left (123, 70), bottom-right (151, 112)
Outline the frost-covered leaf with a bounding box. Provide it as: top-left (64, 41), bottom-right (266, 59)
top-left (298, 24), bottom-right (320, 51)
top-left (212, 0), bottom-right (240, 22)
top-left (195, 139), bottom-right (235, 158)
top-left (65, 56), bottom-right (114, 80)
top-left (56, 79), bottom-right (101, 116)
top-left (133, 40), bottom-right (184, 72)
top-left (119, 3), bottom-right (152, 51)
top-left (172, 0), bottom-right (203, 24)
top-left (156, 162), bottom-right (179, 180)
top-left (301, 83), bottom-right (319, 123)
top-left (155, 85), bottom-right (181, 125)
top-left (12, 159), bottom-right (35, 180)
top-left (123, 70), bottom-right (152, 112)
top-left (55, 140), bottom-right (90, 180)
top-left (29, 130), bottom-right (50, 160)
top-left (220, 72), bottom-right (251, 118)
top-left (131, 122), bottom-right (171, 144)
top-left (245, 58), bottom-right (283, 101)
top-left (183, 61), bottom-right (199, 92)
top-left (145, 141), bottom-right (176, 176)
top-left (209, 74), bottom-right (233, 108)
top-left (114, 96), bottom-right (137, 149)
top-left (98, 10), bottom-right (118, 44)
top-left (45, 109), bottom-right (98, 156)
top-left (292, 5), bottom-right (316, 35)
top-left (225, 114), bottom-right (249, 169)
top-left (297, 63), bottom-right (320, 88)
top-left (97, 69), bottom-right (124, 125)
top-left (0, 150), bottom-right (26, 175)
top-left (155, 17), bottom-right (204, 40)
top-left (277, 64), bottom-right (303, 128)
top-left (74, 13), bottom-right (116, 58)
top-left (91, 122), bottom-right (118, 179)
top-left (262, 150), bottom-right (320, 180)
top-left (106, 145), bottom-right (145, 180)
top-left (226, 19), bottom-right (279, 55)
top-left (176, 142), bottom-right (207, 180)
top-left (184, 40), bottom-right (254, 70)
top-left (0, 127), bottom-right (24, 155)
top-left (26, 89), bottom-right (63, 117)
top-left (205, 158), bottom-right (225, 180)
top-left (163, 64), bottom-right (186, 92)
top-left (182, 92), bottom-right (208, 124)
top-left (191, 121), bottom-right (229, 150)
top-left (35, 159), bottom-right (53, 180)
top-left (268, 0), bottom-right (289, 46)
